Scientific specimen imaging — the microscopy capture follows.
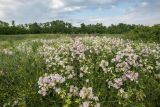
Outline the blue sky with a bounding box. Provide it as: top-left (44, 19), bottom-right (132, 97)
top-left (0, 0), bottom-right (160, 26)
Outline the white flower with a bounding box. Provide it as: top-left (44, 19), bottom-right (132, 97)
top-left (95, 103), bottom-right (100, 107)
top-left (70, 85), bottom-right (78, 96)
top-left (80, 73), bottom-right (84, 78)
top-left (55, 88), bottom-right (61, 94)
top-left (86, 79), bottom-right (89, 83)
top-left (79, 87), bottom-right (94, 99)
top-left (66, 65), bottom-right (73, 71)
top-left (3, 49), bottom-right (13, 55)
top-left (80, 66), bottom-right (89, 73)
top-left (118, 88), bottom-right (129, 99)
top-left (107, 81), bottom-right (113, 88)
top-left (38, 90), bottom-right (47, 96)
top-left (93, 96), bottom-right (99, 101)
top-left (99, 60), bottom-right (109, 68)
top-left (99, 60), bottom-right (109, 72)
top-left (68, 74), bottom-right (74, 79)
top-left (80, 101), bottom-right (90, 107)
top-left (112, 78), bottom-right (123, 89)
top-left (59, 61), bottom-right (64, 66)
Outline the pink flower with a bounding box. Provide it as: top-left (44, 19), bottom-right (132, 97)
top-left (72, 40), bottom-right (86, 55)
top-left (125, 72), bottom-right (139, 81)
top-left (113, 78), bottom-right (123, 89)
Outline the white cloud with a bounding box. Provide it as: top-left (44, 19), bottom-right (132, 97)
top-left (0, 0), bottom-right (22, 19)
top-left (0, 11), bottom-right (4, 18)
top-left (64, 6), bottom-right (82, 11)
top-left (51, 0), bottom-right (65, 9)
top-left (90, 0), bottom-right (117, 4)
top-left (140, 2), bottom-right (148, 7)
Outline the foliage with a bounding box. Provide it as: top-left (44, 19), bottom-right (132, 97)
top-left (124, 25), bottom-right (160, 43)
top-left (0, 20), bottom-right (138, 34)
top-left (0, 36), bottom-right (160, 107)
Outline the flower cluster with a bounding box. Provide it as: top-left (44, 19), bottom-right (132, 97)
top-left (38, 73), bottom-right (65, 96)
top-left (1, 48), bottom-right (13, 55)
top-left (79, 87), bottom-right (100, 107)
top-left (23, 36), bottom-right (159, 106)
top-left (2, 36), bottom-right (160, 107)
top-left (99, 60), bottom-right (109, 73)
top-left (112, 45), bottom-right (141, 72)
top-left (109, 78), bottom-right (123, 89)
top-left (72, 39), bottom-right (87, 55)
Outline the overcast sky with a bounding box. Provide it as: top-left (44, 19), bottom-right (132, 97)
top-left (0, 0), bottom-right (160, 26)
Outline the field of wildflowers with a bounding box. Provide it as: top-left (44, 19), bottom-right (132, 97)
top-left (0, 35), bottom-right (160, 107)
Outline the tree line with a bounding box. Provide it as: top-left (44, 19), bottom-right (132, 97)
top-left (0, 20), bottom-right (160, 42)
top-left (0, 20), bottom-right (153, 34)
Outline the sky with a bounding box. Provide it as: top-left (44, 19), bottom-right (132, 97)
top-left (0, 0), bottom-right (160, 26)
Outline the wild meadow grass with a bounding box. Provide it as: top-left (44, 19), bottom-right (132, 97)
top-left (0, 34), bottom-right (160, 107)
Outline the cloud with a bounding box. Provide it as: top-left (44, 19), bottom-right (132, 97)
top-left (140, 2), bottom-right (148, 7)
top-left (51, 0), bottom-right (65, 9)
top-left (0, 0), bottom-right (159, 25)
top-left (0, 0), bottom-right (22, 19)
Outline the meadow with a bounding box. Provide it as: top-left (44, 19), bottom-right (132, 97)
top-left (0, 34), bottom-right (160, 107)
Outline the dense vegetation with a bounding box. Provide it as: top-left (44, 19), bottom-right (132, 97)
top-left (0, 36), bottom-right (160, 107)
top-left (124, 25), bottom-right (160, 42)
top-left (0, 20), bottom-right (160, 42)
top-left (0, 20), bottom-right (135, 34)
